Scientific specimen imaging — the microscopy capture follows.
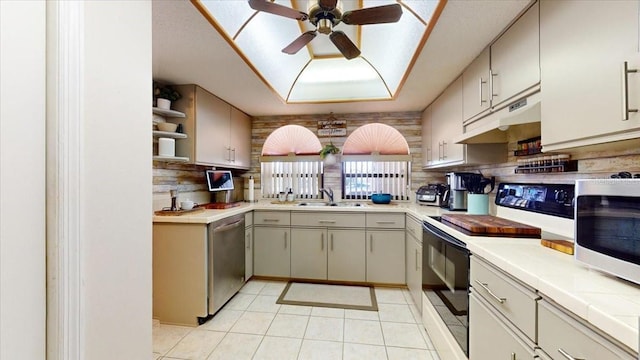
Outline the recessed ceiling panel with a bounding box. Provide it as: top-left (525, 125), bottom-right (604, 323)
top-left (196, 0), bottom-right (441, 103)
top-left (235, 11), bottom-right (311, 97)
top-left (288, 58), bottom-right (389, 102)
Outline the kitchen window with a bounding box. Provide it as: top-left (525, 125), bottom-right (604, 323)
top-left (261, 160), bottom-right (324, 199)
top-left (342, 159), bottom-right (411, 201)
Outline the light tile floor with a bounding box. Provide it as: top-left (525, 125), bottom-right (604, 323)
top-left (153, 280), bottom-right (441, 360)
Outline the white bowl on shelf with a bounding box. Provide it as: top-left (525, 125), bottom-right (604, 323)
top-left (156, 122), bottom-right (178, 132)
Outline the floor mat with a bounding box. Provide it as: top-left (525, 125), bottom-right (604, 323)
top-left (276, 282), bottom-right (378, 311)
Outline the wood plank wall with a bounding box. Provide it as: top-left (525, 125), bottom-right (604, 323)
top-left (152, 111), bottom-right (640, 201)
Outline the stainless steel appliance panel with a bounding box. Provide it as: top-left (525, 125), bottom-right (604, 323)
top-left (575, 179), bottom-right (640, 285)
top-left (208, 214), bottom-right (246, 315)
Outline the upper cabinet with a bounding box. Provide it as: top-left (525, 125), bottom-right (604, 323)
top-left (173, 84), bottom-right (251, 169)
top-left (463, 2), bottom-right (540, 122)
top-left (423, 77), bottom-right (507, 169)
top-left (540, 0), bottom-right (640, 151)
top-left (430, 77), bottom-right (466, 167)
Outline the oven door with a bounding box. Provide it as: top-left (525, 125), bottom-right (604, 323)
top-left (422, 221), bottom-right (470, 357)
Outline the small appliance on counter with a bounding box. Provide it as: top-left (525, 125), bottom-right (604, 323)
top-left (416, 184), bottom-right (448, 207)
top-left (444, 172), bottom-right (495, 211)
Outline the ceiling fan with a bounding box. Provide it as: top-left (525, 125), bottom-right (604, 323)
top-left (248, 0), bottom-right (403, 60)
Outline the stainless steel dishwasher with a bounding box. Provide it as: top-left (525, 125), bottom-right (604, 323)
top-left (208, 213), bottom-right (245, 315)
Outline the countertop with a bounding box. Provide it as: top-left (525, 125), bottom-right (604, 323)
top-left (153, 200), bottom-right (640, 353)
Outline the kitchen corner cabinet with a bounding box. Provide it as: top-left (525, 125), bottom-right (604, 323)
top-left (540, 0), bottom-right (640, 151)
top-left (152, 107), bottom-right (189, 162)
top-left (366, 213), bottom-right (405, 284)
top-left (172, 84), bottom-right (251, 169)
top-left (463, 2), bottom-right (540, 122)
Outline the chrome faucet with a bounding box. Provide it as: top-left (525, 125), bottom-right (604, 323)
top-left (320, 187), bottom-right (334, 204)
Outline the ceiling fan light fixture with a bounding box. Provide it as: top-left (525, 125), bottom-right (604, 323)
top-left (317, 18), bottom-right (332, 34)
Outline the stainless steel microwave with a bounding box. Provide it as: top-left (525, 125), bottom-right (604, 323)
top-left (575, 179), bottom-right (640, 285)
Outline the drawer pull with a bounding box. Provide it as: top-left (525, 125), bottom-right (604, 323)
top-left (246, 233), bottom-right (251, 249)
top-left (263, 219), bottom-right (280, 222)
top-left (558, 348), bottom-right (584, 360)
top-left (376, 221), bottom-right (396, 224)
top-left (284, 232), bottom-right (287, 249)
top-left (321, 233), bottom-right (324, 251)
top-left (510, 353), bottom-right (516, 360)
top-left (318, 220), bottom-right (337, 224)
top-left (474, 280), bottom-right (506, 304)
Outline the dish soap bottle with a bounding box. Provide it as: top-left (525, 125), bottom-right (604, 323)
top-left (286, 188), bottom-right (294, 202)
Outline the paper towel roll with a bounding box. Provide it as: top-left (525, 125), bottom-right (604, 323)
top-left (158, 138), bottom-right (175, 157)
top-left (248, 176), bottom-right (254, 202)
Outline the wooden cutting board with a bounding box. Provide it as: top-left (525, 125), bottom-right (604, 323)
top-left (154, 207), bottom-right (205, 216)
top-left (441, 214), bottom-right (541, 236)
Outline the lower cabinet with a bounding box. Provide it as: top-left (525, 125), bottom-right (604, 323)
top-left (291, 228), bottom-right (327, 280)
top-left (153, 223), bottom-right (208, 326)
top-left (244, 226), bottom-right (253, 280)
top-left (366, 229), bottom-right (406, 284)
top-left (290, 227), bottom-right (366, 282)
top-left (405, 218), bottom-right (422, 311)
top-left (253, 226), bottom-right (291, 277)
top-left (537, 299), bottom-right (636, 360)
top-left (469, 291), bottom-right (537, 360)
top-left (327, 229), bottom-right (366, 282)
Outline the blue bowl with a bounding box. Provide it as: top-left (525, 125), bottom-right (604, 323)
top-left (371, 193), bottom-right (392, 204)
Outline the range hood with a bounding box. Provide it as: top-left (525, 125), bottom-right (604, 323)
top-left (454, 91), bottom-right (541, 144)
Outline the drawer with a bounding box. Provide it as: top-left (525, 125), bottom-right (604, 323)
top-left (538, 299), bottom-right (636, 360)
top-left (253, 211), bottom-right (290, 226)
top-left (291, 212), bottom-right (365, 228)
top-left (405, 214), bottom-right (422, 241)
top-left (366, 213), bottom-right (405, 228)
top-left (244, 211), bottom-right (253, 227)
top-left (470, 256), bottom-right (539, 342)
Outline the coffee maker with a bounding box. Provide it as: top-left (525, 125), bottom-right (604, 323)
top-left (444, 172), bottom-right (479, 211)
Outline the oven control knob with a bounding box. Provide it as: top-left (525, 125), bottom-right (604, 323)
top-left (554, 189), bottom-right (567, 203)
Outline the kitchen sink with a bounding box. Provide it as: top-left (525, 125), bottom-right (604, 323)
top-left (296, 202), bottom-right (367, 208)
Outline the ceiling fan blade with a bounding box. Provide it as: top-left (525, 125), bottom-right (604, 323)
top-left (342, 3), bottom-right (403, 25)
top-left (318, 0), bottom-right (338, 11)
top-left (282, 31), bottom-right (317, 54)
top-left (329, 31), bottom-right (360, 60)
top-left (248, 0), bottom-right (309, 21)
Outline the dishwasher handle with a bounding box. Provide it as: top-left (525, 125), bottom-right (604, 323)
top-left (213, 219), bottom-right (244, 233)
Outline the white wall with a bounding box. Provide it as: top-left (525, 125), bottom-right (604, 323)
top-left (81, 1), bottom-right (153, 358)
top-left (0, 1), bottom-right (47, 359)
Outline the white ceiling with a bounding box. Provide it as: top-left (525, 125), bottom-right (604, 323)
top-left (152, 0), bottom-right (532, 117)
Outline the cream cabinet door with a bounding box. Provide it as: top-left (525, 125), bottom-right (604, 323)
top-left (421, 106), bottom-right (433, 167)
top-left (431, 76), bottom-right (465, 167)
top-left (366, 230), bottom-right (405, 284)
top-left (405, 232), bottom-right (422, 311)
top-left (253, 227), bottom-right (290, 277)
top-left (291, 228), bottom-right (327, 280)
top-left (469, 292), bottom-right (537, 360)
top-left (230, 107), bottom-right (251, 169)
top-left (489, 2), bottom-right (540, 107)
top-left (462, 47), bottom-right (491, 121)
top-left (245, 226), bottom-right (253, 280)
top-left (194, 86), bottom-right (231, 166)
top-left (327, 229), bottom-right (366, 282)
top-left (540, 0), bottom-right (640, 151)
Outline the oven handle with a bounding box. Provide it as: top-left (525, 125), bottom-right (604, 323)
top-left (423, 221), bottom-right (468, 251)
